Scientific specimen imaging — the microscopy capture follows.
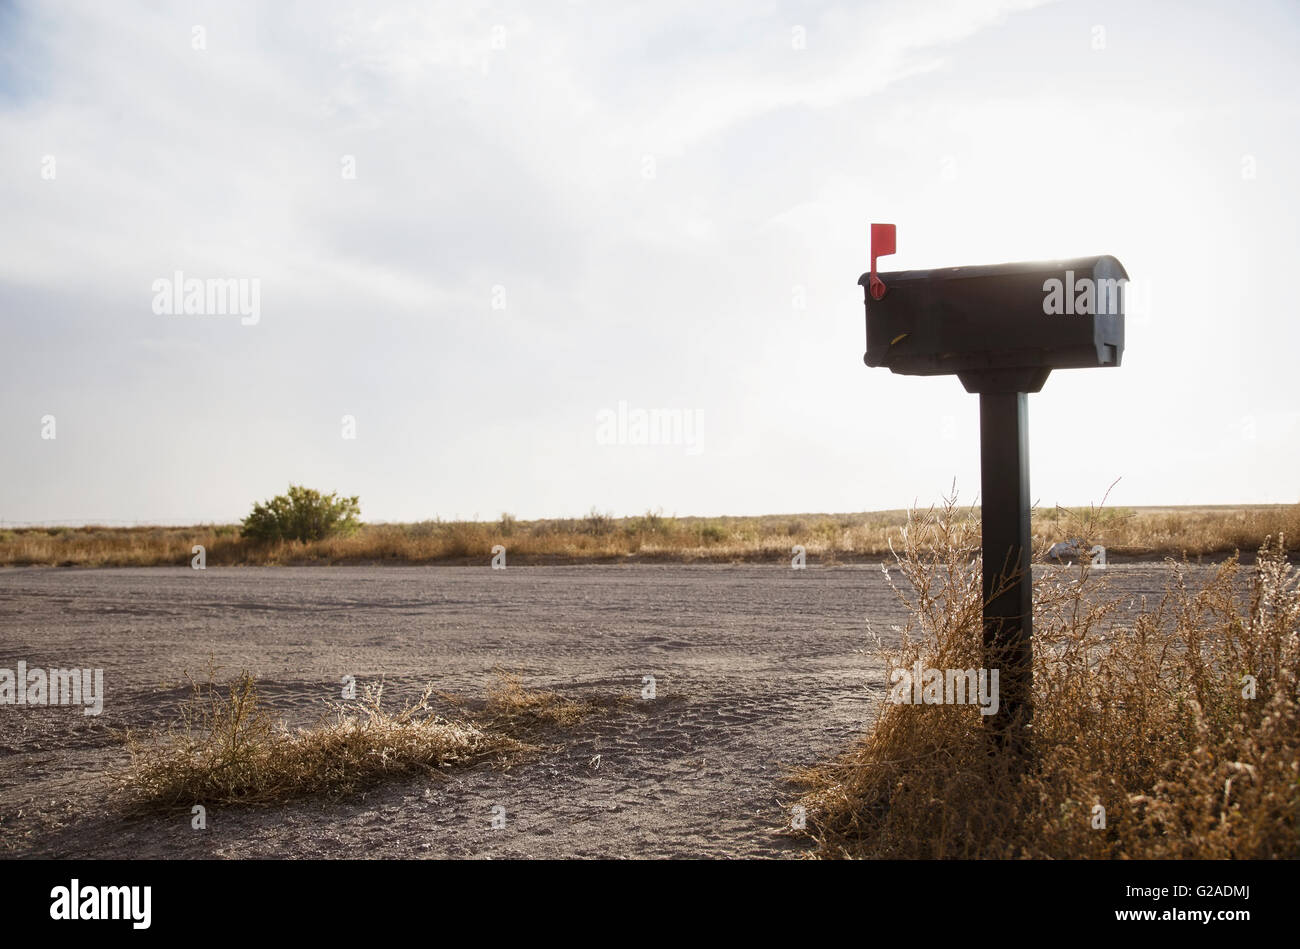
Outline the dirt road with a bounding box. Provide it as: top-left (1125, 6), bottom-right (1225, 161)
top-left (0, 563), bottom-right (1186, 858)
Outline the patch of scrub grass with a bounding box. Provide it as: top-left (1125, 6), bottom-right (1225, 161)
top-left (788, 495), bottom-right (1300, 859)
top-left (484, 675), bottom-right (586, 729)
top-left (480, 672), bottom-right (615, 731)
top-left (119, 672), bottom-right (604, 810)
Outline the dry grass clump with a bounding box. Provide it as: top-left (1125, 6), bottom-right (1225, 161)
top-left (481, 673), bottom-right (605, 730)
top-left (119, 673), bottom-right (598, 810)
top-left (1072, 503), bottom-right (1300, 560)
top-left (790, 495), bottom-right (1300, 858)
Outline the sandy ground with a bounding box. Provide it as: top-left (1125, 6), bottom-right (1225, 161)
top-left (0, 563), bottom-right (1195, 859)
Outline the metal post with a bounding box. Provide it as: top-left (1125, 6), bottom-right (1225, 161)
top-left (978, 390), bottom-right (1033, 758)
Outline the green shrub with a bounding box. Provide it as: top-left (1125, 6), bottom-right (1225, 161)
top-left (241, 485), bottom-right (360, 543)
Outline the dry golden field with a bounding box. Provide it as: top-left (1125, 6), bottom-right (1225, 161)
top-left (1, 504), bottom-right (1295, 568)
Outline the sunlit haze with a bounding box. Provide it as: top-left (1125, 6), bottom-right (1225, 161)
top-left (3, 0), bottom-right (1297, 524)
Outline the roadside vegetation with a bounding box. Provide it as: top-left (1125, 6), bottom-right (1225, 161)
top-left (788, 497), bottom-right (1300, 858)
top-left (240, 485), bottom-right (360, 544)
top-left (119, 671), bottom-right (608, 809)
top-left (2, 503), bottom-right (1297, 567)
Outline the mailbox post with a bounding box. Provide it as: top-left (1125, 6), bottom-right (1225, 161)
top-left (975, 386), bottom-right (1032, 753)
top-left (858, 224), bottom-right (1126, 759)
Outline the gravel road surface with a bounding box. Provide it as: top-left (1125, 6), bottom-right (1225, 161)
top-left (0, 563), bottom-right (1191, 858)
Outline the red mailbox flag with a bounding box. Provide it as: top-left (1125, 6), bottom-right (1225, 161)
top-left (869, 223), bottom-right (896, 300)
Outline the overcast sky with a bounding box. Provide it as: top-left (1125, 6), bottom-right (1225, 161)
top-left (2, 0), bottom-right (1297, 525)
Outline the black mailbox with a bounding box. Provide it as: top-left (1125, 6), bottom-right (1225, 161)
top-left (854, 223), bottom-right (1129, 761)
top-left (859, 254), bottom-right (1126, 392)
